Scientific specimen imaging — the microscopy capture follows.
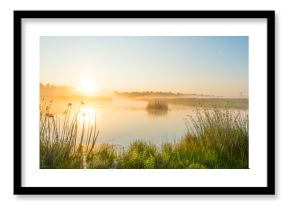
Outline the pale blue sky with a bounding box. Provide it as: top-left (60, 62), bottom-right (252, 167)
top-left (40, 36), bottom-right (248, 98)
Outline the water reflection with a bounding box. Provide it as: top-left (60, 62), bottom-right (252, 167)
top-left (44, 98), bottom-right (248, 146)
top-left (78, 106), bottom-right (101, 125)
top-left (146, 108), bottom-right (168, 117)
top-left (146, 100), bottom-right (168, 117)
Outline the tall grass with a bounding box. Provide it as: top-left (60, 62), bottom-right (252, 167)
top-left (40, 101), bottom-right (99, 168)
top-left (146, 100), bottom-right (168, 111)
top-left (40, 102), bottom-right (248, 169)
top-left (182, 109), bottom-right (248, 168)
top-left (114, 109), bottom-right (248, 169)
top-left (146, 100), bottom-right (169, 116)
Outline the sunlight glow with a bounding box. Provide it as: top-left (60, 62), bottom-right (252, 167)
top-left (76, 75), bottom-right (100, 96)
top-left (78, 106), bottom-right (102, 125)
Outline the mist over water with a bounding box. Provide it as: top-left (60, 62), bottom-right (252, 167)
top-left (47, 97), bottom-right (248, 147)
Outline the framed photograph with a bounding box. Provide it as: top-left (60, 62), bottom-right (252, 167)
top-left (14, 10), bottom-right (275, 195)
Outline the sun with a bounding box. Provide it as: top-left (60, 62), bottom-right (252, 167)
top-left (76, 75), bottom-right (100, 95)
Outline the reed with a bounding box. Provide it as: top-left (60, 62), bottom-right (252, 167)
top-left (146, 100), bottom-right (168, 111)
top-left (40, 101), bottom-right (99, 168)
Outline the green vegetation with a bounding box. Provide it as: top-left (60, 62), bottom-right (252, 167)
top-left (40, 103), bottom-right (248, 169)
top-left (139, 97), bottom-right (249, 110)
top-left (40, 101), bottom-right (99, 168)
top-left (168, 98), bottom-right (248, 110)
top-left (115, 109), bottom-right (248, 169)
top-left (146, 100), bottom-right (168, 110)
top-left (146, 100), bottom-right (168, 116)
top-left (143, 97), bottom-right (248, 110)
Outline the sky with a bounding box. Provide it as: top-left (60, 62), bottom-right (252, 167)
top-left (40, 36), bottom-right (248, 98)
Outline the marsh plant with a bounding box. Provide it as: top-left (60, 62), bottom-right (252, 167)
top-left (40, 102), bottom-right (248, 169)
top-left (146, 100), bottom-right (169, 117)
top-left (146, 100), bottom-right (168, 111)
top-left (40, 101), bottom-right (99, 168)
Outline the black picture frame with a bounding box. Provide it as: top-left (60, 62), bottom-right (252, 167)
top-left (14, 10), bottom-right (275, 195)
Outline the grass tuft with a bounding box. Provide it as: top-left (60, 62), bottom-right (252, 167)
top-left (146, 100), bottom-right (168, 111)
top-left (40, 101), bottom-right (99, 169)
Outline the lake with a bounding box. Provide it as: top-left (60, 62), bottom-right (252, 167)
top-left (45, 97), bottom-right (247, 147)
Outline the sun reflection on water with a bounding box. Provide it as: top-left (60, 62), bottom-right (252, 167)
top-left (78, 105), bottom-right (101, 125)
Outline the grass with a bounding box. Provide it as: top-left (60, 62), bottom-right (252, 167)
top-left (164, 98), bottom-right (248, 110)
top-left (40, 102), bottom-right (248, 169)
top-left (138, 97), bottom-right (247, 110)
top-left (40, 101), bottom-right (99, 168)
top-left (146, 100), bottom-right (168, 116)
top-left (146, 100), bottom-right (168, 110)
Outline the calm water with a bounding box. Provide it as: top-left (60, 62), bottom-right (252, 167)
top-left (47, 98), bottom-right (246, 147)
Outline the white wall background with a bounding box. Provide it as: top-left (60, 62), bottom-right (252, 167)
top-left (0, 0), bottom-right (286, 204)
